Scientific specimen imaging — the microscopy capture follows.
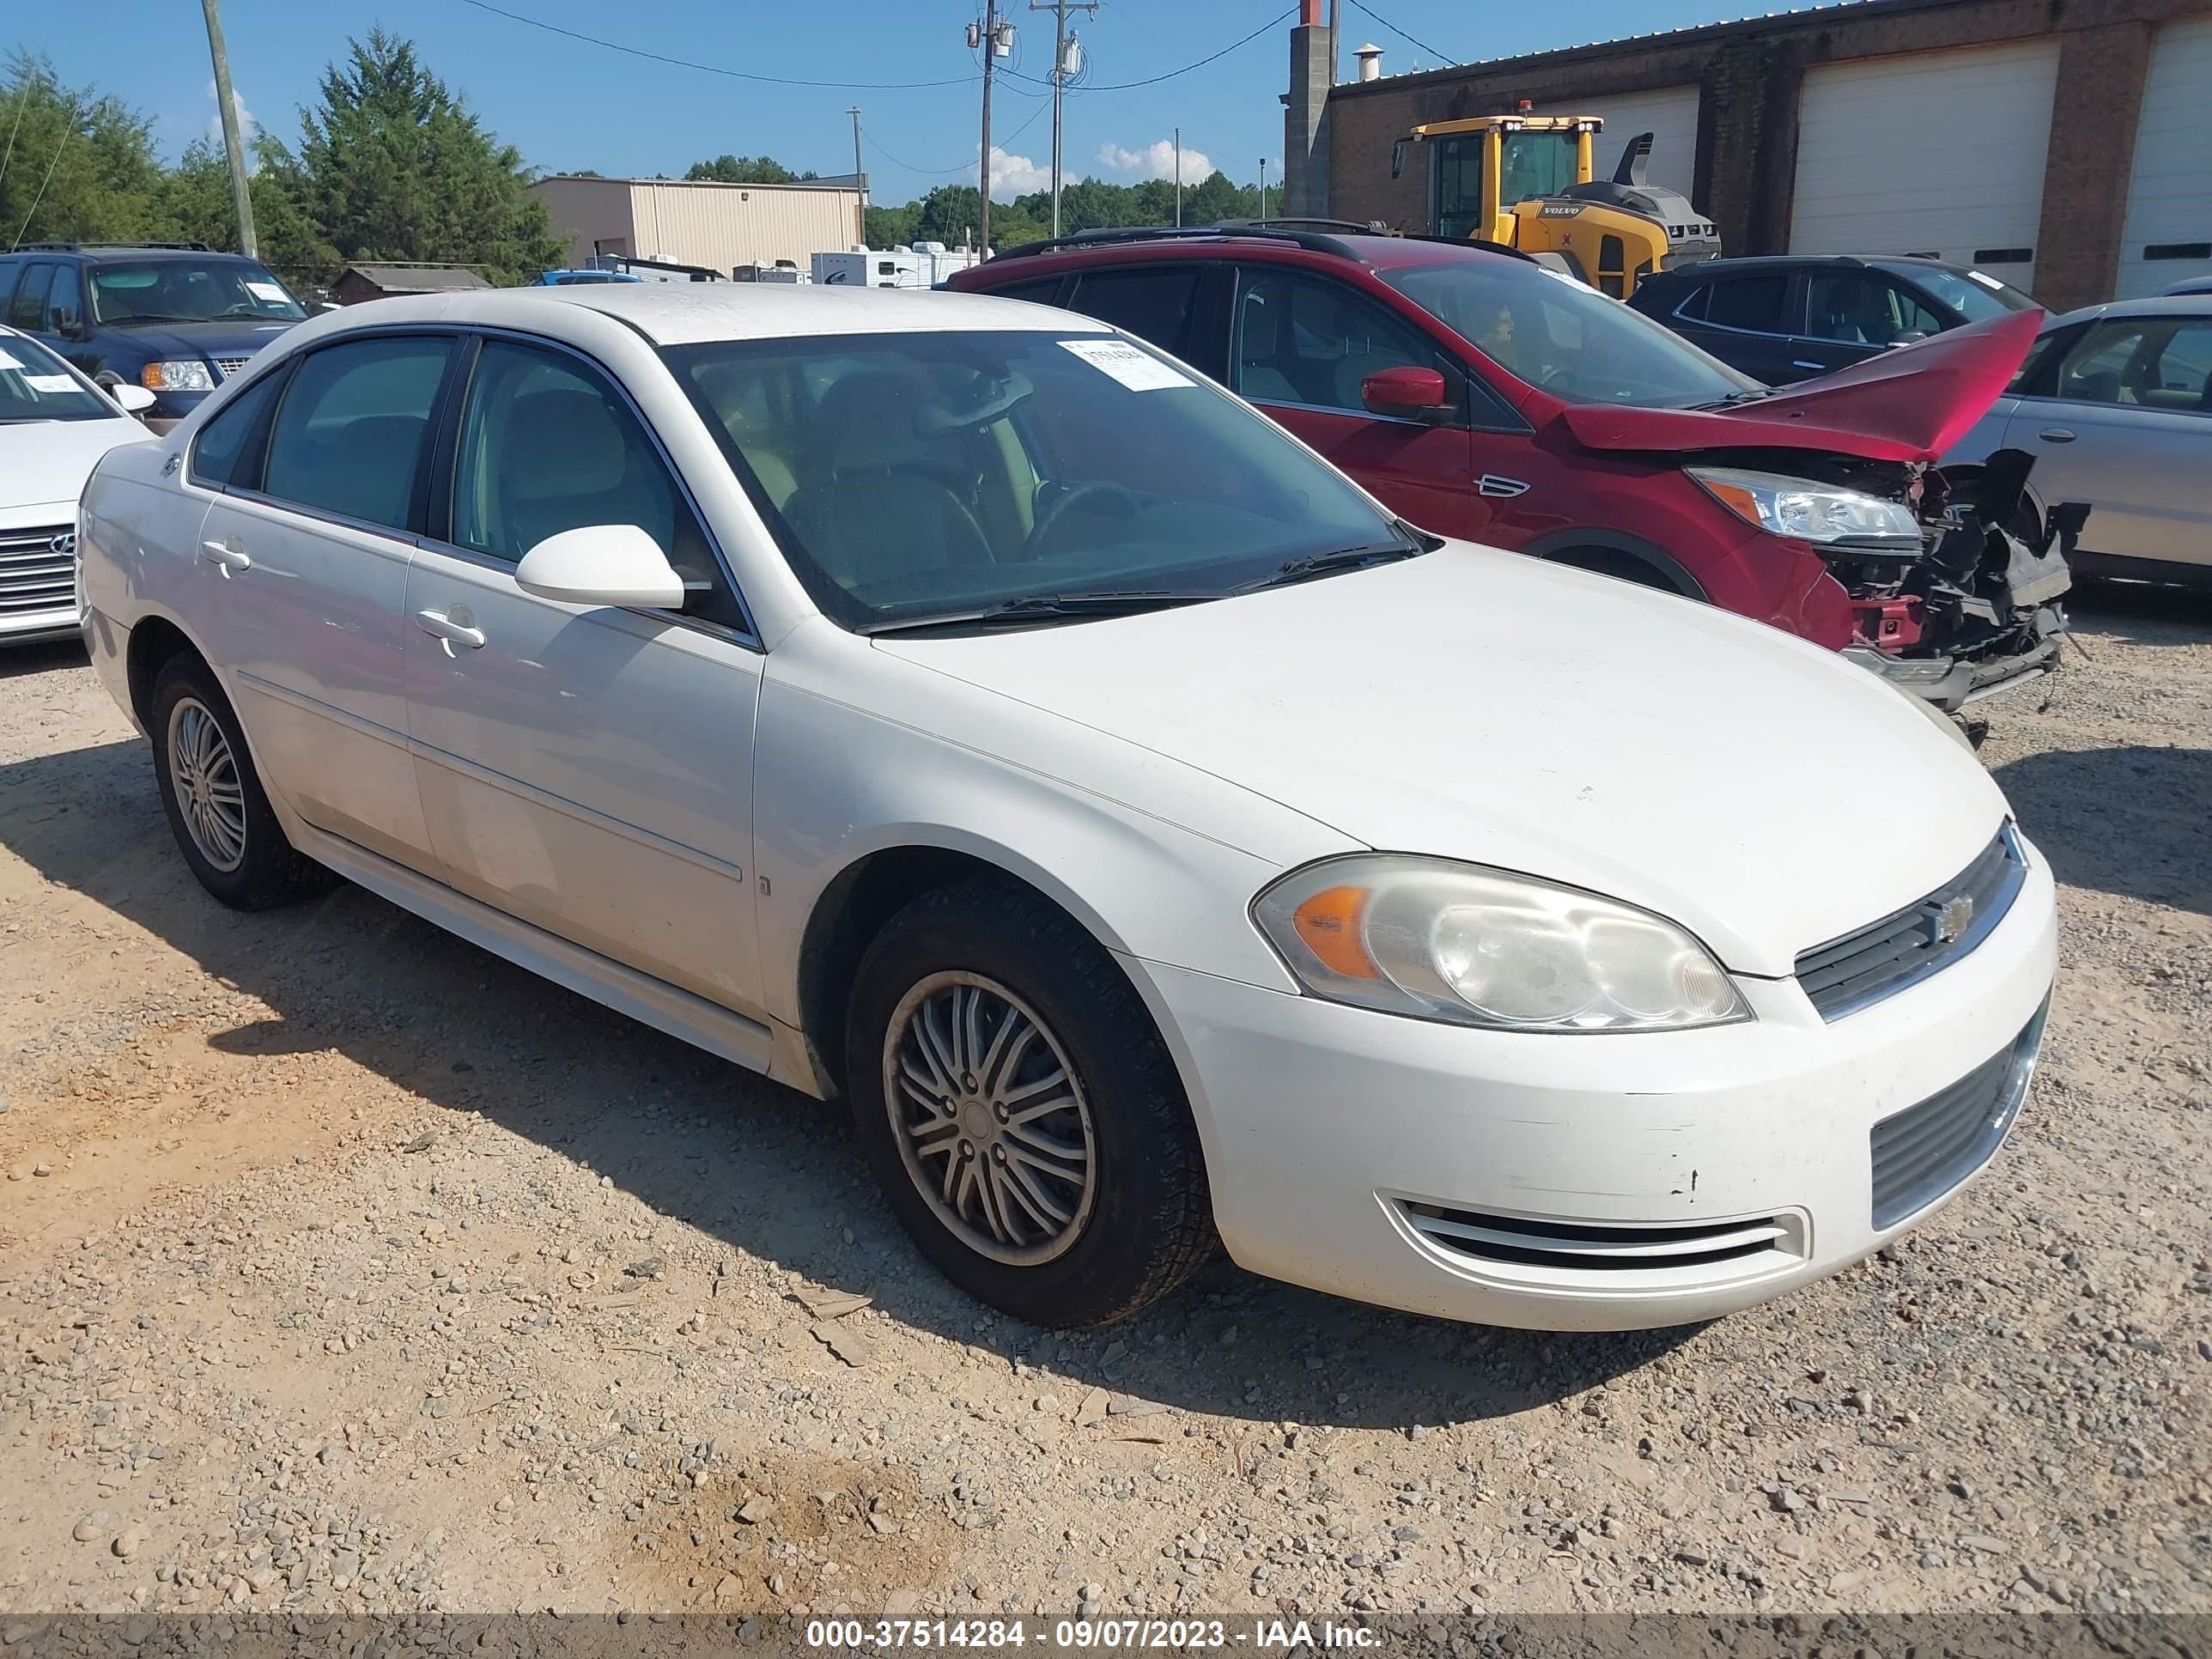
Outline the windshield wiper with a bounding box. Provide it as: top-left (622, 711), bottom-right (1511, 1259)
top-left (101, 314), bottom-right (209, 327)
top-left (1693, 388), bottom-right (1779, 409)
top-left (859, 590), bottom-right (1220, 636)
top-left (1231, 541), bottom-right (1425, 594)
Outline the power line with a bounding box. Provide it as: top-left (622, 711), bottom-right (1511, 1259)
top-left (1344, 0), bottom-right (1460, 67)
top-left (454, 0), bottom-right (980, 89)
top-left (998, 5), bottom-right (1293, 92)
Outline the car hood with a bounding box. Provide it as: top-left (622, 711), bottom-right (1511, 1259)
top-left (872, 547), bottom-right (2011, 976)
top-left (0, 416), bottom-right (152, 517)
top-left (101, 318), bottom-right (299, 362)
top-left (1561, 309), bottom-right (2042, 463)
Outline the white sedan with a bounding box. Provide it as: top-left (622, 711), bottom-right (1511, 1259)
top-left (76, 285), bottom-right (2057, 1331)
top-left (1, 324), bottom-right (156, 645)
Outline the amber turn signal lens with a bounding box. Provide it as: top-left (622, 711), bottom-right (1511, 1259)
top-left (1291, 884), bottom-right (1381, 980)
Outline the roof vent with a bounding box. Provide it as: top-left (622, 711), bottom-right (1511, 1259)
top-left (1354, 42), bottom-right (1382, 81)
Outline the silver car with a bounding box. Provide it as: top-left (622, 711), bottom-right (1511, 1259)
top-left (1948, 295), bottom-right (2212, 587)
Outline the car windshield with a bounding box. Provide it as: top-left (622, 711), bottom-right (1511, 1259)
top-left (665, 329), bottom-right (1420, 632)
top-left (1875, 263), bottom-right (2040, 323)
top-left (88, 260), bottom-right (307, 325)
top-left (1379, 258), bottom-right (1758, 406)
top-left (0, 331), bottom-right (115, 422)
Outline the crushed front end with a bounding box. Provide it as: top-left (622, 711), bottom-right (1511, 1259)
top-left (1721, 447), bottom-right (2084, 716)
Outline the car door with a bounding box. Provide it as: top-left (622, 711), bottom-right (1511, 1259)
top-left (1662, 269), bottom-right (1799, 383)
top-left (1226, 264), bottom-right (1488, 538)
top-left (402, 333), bottom-right (766, 1018)
top-left (191, 334), bottom-right (451, 867)
top-left (2003, 315), bottom-right (2212, 569)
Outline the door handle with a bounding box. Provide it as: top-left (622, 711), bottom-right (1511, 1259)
top-left (2037, 427), bottom-right (2076, 443)
top-left (415, 607), bottom-right (486, 651)
top-left (1791, 360), bottom-right (1825, 371)
top-left (199, 538), bottom-right (252, 574)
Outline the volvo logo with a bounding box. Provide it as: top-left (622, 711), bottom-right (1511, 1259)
top-left (1932, 893), bottom-right (1975, 945)
top-left (50, 532), bottom-right (76, 556)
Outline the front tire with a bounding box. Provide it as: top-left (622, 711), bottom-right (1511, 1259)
top-left (845, 878), bottom-right (1213, 1327)
top-left (149, 656), bottom-right (335, 910)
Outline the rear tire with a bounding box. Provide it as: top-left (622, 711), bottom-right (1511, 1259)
top-left (149, 655), bottom-right (336, 910)
top-left (845, 878), bottom-right (1214, 1327)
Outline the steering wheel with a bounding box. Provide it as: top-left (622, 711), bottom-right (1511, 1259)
top-left (1023, 480), bottom-right (1140, 558)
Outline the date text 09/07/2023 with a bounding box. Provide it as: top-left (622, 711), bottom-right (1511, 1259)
top-left (805, 1618), bottom-right (1384, 1650)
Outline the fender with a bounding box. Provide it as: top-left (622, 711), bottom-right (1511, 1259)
top-left (1521, 526), bottom-right (1709, 599)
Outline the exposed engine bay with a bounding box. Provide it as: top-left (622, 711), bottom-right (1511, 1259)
top-left (1726, 446), bottom-right (2086, 717)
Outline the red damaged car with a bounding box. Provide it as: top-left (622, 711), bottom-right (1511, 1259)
top-left (949, 224), bottom-right (2076, 714)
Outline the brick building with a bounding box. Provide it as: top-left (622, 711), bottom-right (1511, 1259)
top-left (1288, 0), bottom-right (2212, 311)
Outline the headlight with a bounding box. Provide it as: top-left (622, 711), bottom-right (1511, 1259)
top-left (140, 361), bottom-right (216, 392)
top-left (1687, 465), bottom-right (1919, 548)
top-left (1252, 856), bottom-right (1750, 1033)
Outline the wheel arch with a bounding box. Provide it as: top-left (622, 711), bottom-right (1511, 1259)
top-left (125, 611), bottom-right (212, 733)
top-left (1522, 527), bottom-right (1710, 599)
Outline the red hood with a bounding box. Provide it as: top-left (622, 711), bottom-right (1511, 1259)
top-left (1559, 308), bottom-right (2041, 463)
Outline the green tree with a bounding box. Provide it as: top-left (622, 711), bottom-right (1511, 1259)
top-left (154, 137), bottom-right (335, 278)
top-left (0, 52), bottom-right (168, 247)
top-left (280, 29), bottom-right (563, 285)
top-left (684, 154), bottom-right (817, 185)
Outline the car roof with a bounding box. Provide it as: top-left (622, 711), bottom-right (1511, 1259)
top-left (295, 283), bottom-right (1118, 347)
top-left (967, 225), bottom-right (1529, 277)
top-left (1674, 253), bottom-right (1977, 275)
top-left (2043, 292), bottom-right (2212, 327)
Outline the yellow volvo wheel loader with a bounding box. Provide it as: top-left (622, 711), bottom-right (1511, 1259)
top-left (1389, 111), bottom-right (1721, 299)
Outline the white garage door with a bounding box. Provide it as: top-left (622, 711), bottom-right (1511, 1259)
top-left (2116, 18), bottom-right (2212, 300)
top-left (1576, 87), bottom-right (1702, 204)
top-left (1790, 40), bottom-right (2060, 294)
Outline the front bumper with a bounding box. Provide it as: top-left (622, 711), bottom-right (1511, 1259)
top-left (1131, 835), bottom-right (2057, 1331)
top-left (1845, 629), bottom-right (2062, 715)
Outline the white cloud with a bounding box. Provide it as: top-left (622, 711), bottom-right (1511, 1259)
top-left (205, 82), bottom-right (261, 173)
top-left (1097, 138), bottom-right (1214, 184)
top-left (988, 146), bottom-right (1051, 200)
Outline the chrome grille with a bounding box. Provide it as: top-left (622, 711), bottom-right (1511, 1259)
top-left (0, 524), bottom-right (76, 616)
top-left (1398, 1202), bottom-right (1802, 1275)
top-left (1796, 830), bottom-right (2022, 1019)
top-left (213, 356), bottom-right (253, 380)
top-left (1869, 1005), bottom-right (2045, 1229)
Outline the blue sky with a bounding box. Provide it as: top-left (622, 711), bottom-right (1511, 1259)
top-left (21, 0), bottom-right (1743, 204)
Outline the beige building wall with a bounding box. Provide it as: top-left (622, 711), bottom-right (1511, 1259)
top-left (531, 176), bottom-right (864, 276)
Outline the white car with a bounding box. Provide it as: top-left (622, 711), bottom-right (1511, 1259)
top-left (76, 286), bottom-right (2057, 1332)
top-left (1, 324), bottom-right (156, 645)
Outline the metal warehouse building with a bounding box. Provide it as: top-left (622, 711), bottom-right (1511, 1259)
top-left (1289, 0), bottom-right (2212, 311)
top-left (529, 175), bottom-right (866, 281)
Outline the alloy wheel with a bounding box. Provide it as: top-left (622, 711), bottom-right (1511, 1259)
top-left (881, 971), bottom-right (1097, 1267)
top-left (167, 696), bottom-right (248, 873)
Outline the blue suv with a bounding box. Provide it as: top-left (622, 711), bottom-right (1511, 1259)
top-left (0, 243), bottom-right (310, 429)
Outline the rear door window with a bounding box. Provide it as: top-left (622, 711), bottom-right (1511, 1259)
top-left (262, 337), bottom-right (453, 531)
top-left (1701, 273), bottom-right (1789, 334)
top-left (1064, 267), bottom-right (1200, 360)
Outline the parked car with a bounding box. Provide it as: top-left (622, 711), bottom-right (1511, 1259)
top-left (0, 323), bottom-right (157, 646)
top-left (949, 226), bottom-right (2071, 715)
top-left (0, 243), bottom-right (307, 432)
top-left (78, 285), bottom-right (2057, 1332)
top-left (1948, 295), bottom-right (2212, 589)
top-left (2161, 275), bottom-right (2212, 297)
top-left (1626, 253), bottom-right (2044, 386)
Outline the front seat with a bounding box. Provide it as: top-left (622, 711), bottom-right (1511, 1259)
top-left (495, 388), bottom-right (673, 559)
top-left (780, 374), bottom-right (992, 592)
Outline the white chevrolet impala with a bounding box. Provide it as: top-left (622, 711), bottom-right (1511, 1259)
top-left (76, 285), bottom-right (2057, 1330)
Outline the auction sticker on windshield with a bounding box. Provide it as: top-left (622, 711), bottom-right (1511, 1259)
top-left (25, 375), bottom-right (76, 393)
top-left (245, 281), bottom-right (291, 303)
top-left (1059, 338), bottom-right (1194, 391)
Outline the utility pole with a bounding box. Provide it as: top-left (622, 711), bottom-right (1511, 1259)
top-left (969, 3), bottom-right (1012, 252)
top-left (200, 0), bottom-right (258, 258)
top-left (1031, 0), bottom-right (1097, 239)
top-left (1328, 0), bottom-right (1341, 83)
top-left (1258, 157), bottom-right (1268, 221)
top-left (1173, 127), bottom-right (1182, 227)
top-left (847, 106), bottom-right (866, 245)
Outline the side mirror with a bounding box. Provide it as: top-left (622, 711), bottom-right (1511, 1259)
top-left (1389, 138), bottom-right (1408, 181)
top-left (1361, 365), bottom-right (1450, 420)
top-left (111, 384), bottom-right (158, 413)
top-left (52, 307), bottom-right (82, 339)
top-left (1887, 330), bottom-right (1929, 349)
top-left (515, 525), bottom-right (686, 610)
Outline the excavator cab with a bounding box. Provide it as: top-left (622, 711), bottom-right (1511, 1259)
top-left (1390, 112), bottom-right (1720, 300)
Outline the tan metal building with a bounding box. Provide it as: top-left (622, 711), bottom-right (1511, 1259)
top-left (530, 176), bottom-right (865, 279)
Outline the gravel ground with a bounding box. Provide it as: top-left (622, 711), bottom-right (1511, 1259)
top-left (0, 588), bottom-right (2207, 1625)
